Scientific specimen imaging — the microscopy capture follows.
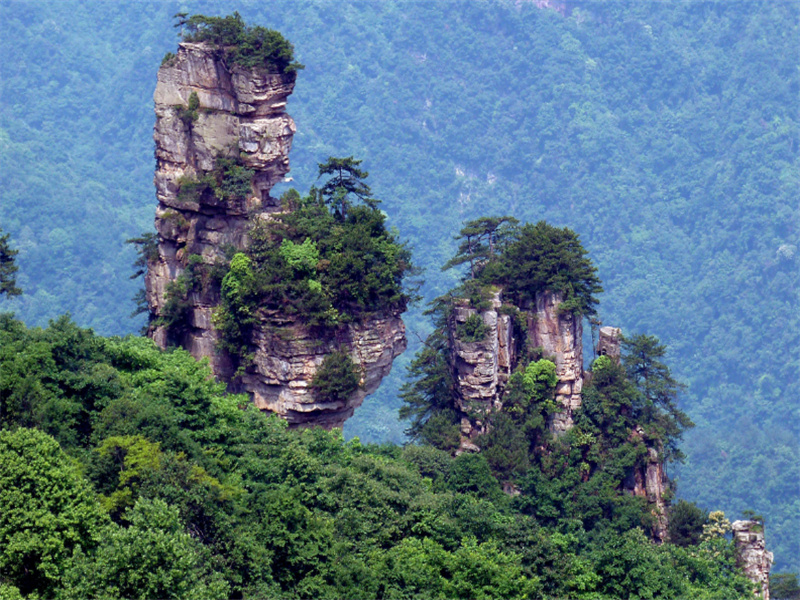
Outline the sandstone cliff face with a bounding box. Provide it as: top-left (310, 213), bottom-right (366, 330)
top-left (597, 326), bottom-right (622, 360)
top-left (447, 291), bottom-right (515, 450)
top-left (242, 313), bottom-right (406, 428)
top-left (525, 290), bottom-right (584, 433)
top-left (732, 520), bottom-right (773, 599)
top-left (447, 289), bottom-right (583, 449)
top-left (146, 42), bottom-right (406, 428)
top-left (623, 431), bottom-right (669, 543)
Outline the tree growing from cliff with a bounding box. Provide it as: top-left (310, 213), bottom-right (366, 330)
top-left (316, 156), bottom-right (376, 220)
top-left (622, 333), bottom-right (693, 463)
top-left (442, 216), bottom-right (519, 279)
top-left (482, 221), bottom-right (603, 316)
top-left (175, 12), bottom-right (304, 74)
top-left (0, 228), bottom-right (22, 298)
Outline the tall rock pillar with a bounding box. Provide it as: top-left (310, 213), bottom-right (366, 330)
top-left (527, 291), bottom-right (584, 433)
top-left (447, 291), bottom-right (516, 450)
top-left (146, 41), bottom-right (296, 376)
top-left (145, 42), bottom-right (406, 428)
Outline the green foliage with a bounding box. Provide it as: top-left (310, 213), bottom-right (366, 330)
top-left (440, 219), bottom-right (601, 316)
top-left (478, 412), bottom-right (530, 480)
top-left (176, 155), bottom-right (255, 205)
top-left (280, 237), bottom-right (320, 274)
top-left (176, 12), bottom-right (303, 73)
top-left (0, 314), bottom-right (762, 598)
top-left (95, 434), bottom-right (163, 518)
top-left (0, 229), bottom-right (21, 298)
top-left (212, 179), bottom-right (415, 359)
top-left (0, 428), bottom-right (108, 597)
top-left (0, 0), bottom-right (796, 583)
top-left (1, 8), bottom-right (797, 567)
top-left (455, 313), bottom-right (489, 343)
top-left (442, 216), bottom-right (519, 279)
top-left (668, 500), bottom-right (708, 547)
top-left (157, 254), bottom-right (205, 340)
top-left (521, 359), bottom-right (558, 407)
top-left (771, 573), bottom-right (800, 600)
top-left (399, 313), bottom-right (457, 445)
top-left (622, 334), bottom-right (693, 463)
top-left (60, 498), bottom-right (230, 600)
top-left (311, 351), bottom-right (360, 403)
top-left (177, 90), bottom-right (199, 125)
top-left (160, 51), bottom-right (176, 66)
top-left (317, 156), bottom-right (376, 219)
top-left (125, 232), bottom-right (158, 322)
top-left (481, 221), bottom-right (603, 316)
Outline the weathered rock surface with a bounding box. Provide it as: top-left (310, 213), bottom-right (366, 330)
top-left (526, 290), bottom-right (584, 433)
top-left (146, 42), bottom-right (406, 428)
top-left (623, 429), bottom-right (669, 542)
top-left (447, 291), bottom-right (515, 446)
top-left (597, 325), bottom-right (622, 361)
top-left (447, 288), bottom-right (584, 449)
top-left (242, 313), bottom-right (406, 428)
top-left (732, 520), bottom-right (773, 599)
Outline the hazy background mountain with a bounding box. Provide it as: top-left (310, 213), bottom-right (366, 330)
top-left (1, 0), bottom-right (797, 572)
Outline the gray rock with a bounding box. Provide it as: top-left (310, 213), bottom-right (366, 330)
top-left (146, 42), bottom-right (405, 429)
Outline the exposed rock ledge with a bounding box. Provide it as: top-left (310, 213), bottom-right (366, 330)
top-left (145, 42), bottom-right (406, 428)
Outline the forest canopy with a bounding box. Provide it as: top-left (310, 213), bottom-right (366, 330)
top-left (0, 314), bottom-right (755, 599)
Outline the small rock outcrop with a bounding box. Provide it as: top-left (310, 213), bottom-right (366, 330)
top-left (145, 42), bottom-right (406, 428)
top-left (623, 430), bottom-right (669, 542)
top-left (732, 520), bottom-right (773, 599)
top-left (447, 288), bottom-right (583, 449)
top-left (242, 313), bottom-right (406, 427)
top-left (597, 325), bottom-right (622, 360)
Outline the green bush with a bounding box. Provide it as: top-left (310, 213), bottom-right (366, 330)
top-left (456, 313), bottom-right (490, 343)
top-left (177, 91), bottom-right (200, 125)
top-left (311, 351), bottom-right (360, 403)
top-left (668, 500), bottom-right (708, 547)
top-left (176, 156), bottom-right (254, 205)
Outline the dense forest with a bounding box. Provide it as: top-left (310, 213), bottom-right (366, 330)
top-left (0, 276), bottom-right (758, 598)
top-left (0, 0), bottom-right (797, 581)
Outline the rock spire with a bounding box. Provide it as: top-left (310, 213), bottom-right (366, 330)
top-left (145, 41), bottom-right (406, 427)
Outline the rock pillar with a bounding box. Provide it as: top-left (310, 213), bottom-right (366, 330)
top-left (597, 326), bottom-right (622, 361)
top-left (145, 42), bottom-right (406, 428)
top-left (527, 291), bottom-right (583, 433)
top-left (448, 291), bottom-right (516, 450)
top-left (732, 520), bottom-right (773, 599)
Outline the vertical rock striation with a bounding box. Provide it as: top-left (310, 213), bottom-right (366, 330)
top-left (146, 42), bottom-right (406, 428)
top-left (447, 291), bottom-right (515, 450)
top-left (447, 288), bottom-right (583, 449)
top-left (597, 325), bottom-right (622, 360)
top-left (623, 428), bottom-right (669, 542)
top-left (526, 290), bottom-right (584, 433)
top-left (732, 520), bottom-right (773, 599)
top-left (147, 41), bottom-right (296, 375)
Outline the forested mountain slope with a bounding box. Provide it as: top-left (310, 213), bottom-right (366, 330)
top-left (1, 0), bottom-right (797, 573)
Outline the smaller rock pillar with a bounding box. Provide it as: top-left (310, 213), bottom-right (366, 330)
top-left (597, 326), bottom-right (622, 361)
top-left (732, 520), bottom-right (773, 599)
top-left (447, 290), bottom-right (516, 451)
